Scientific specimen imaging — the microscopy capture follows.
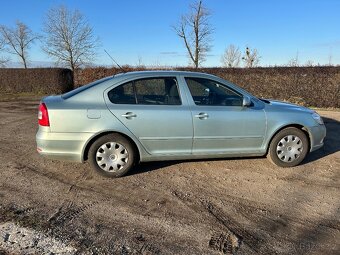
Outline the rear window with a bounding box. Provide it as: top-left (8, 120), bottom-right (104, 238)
top-left (108, 77), bottom-right (181, 105)
top-left (62, 76), bottom-right (113, 99)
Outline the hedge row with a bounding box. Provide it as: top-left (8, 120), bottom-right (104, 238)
top-left (0, 67), bottom-right (339, 108)
top-left (0, 68), bottom-right (73, 94)
top-left (75, 66), bottom-right (340, 108)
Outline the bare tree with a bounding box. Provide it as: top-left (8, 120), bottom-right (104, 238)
top-left (0, 58), bottom-right (7, 67)
top-left (0, 37), bottom-right (10, 67)
top-left (136, 55), bottom-right (145, 68)
top-left (42, 6), bottom-right (98, 72)
top-left (242, 46), bottom-right (260, 68)
top-left (221, 44), bottom-right (241, 67)
top-left (0, 21), bottom-right (39, 68)
top-left (173, 0), bottom-right (213, 68)
top-left (328, 52), bottom-right (333, 66)
top-left (305, 60), bottom-right (314, 66)
top-left (287, 51), bottom-right (299, 67)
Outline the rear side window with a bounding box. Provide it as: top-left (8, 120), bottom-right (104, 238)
top-left (108, 77), bottom-right (181, 105)
top-left (108, 82), bottom-right (136, 104)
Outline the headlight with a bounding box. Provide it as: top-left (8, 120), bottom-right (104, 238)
top-left (312, 112), bottom-right (324, 125)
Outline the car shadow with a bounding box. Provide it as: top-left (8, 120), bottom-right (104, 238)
top-left (128, 161), bottom-right (179, 176)
top-left (127, 116), bottom-right (340, 176)
top-left (127, 157), bottom-right (256, 177)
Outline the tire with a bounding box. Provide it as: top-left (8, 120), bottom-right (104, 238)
top-left (267, 127), bottom-right (308, 167)
top-left (88, 134), bottom-right (136, 178)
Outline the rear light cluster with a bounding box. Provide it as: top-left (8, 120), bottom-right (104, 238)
top-left (38, 103), bottom-right (50, 126)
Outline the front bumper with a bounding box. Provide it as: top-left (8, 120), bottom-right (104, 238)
top-left (308, 124), bottom-right (326, 152)
top-left (36, 127), bottom-right (94, 162)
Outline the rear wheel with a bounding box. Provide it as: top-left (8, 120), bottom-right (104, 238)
top-left (268, 127), bottom-right (308, 167)
top-left (88, 134), bottom-right (135, 177)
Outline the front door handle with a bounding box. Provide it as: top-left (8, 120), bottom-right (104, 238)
top-left (194, 112), bottom-right (209, 119)
top-left (121, 112), bottom-right (137, 119)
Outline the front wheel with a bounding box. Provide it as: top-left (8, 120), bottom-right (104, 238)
top-left (268, 127), bottom-right (309, 167)
top-left (88, 134), bottom-right (135, 178)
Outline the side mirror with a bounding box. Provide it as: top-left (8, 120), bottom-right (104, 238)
top-left (242, 96), bottom-right (251, 107)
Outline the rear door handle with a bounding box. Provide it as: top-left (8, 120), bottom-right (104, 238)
top-left (194, 112), bottom-right (209, 119)
top-left (121, 112), bottom-right (137, 119)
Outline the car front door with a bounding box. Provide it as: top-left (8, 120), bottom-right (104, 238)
top-left (105, 76), bottom-right (193, 155)
top-left (183, 77), bottom-right (266, 155)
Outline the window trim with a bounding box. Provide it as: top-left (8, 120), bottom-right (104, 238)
top-left (108, 76), bottom-right (182, 106)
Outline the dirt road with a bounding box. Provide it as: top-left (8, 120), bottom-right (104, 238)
top-left (0, 97), bottom-right (339, 254)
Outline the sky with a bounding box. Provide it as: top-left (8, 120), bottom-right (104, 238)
top-left (0, 0), bottom-right (340, 67)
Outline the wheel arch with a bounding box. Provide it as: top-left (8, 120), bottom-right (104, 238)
top-left (265, 124), bottom-right (311, 155)
top-left (82, 131), bottom-right (141, 162)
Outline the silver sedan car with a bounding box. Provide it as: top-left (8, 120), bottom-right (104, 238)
top-left (36, 71), bottom-right (326, 177)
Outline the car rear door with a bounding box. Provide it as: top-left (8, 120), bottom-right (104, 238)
top-left (183, 76), bottom-right (266, 155)
top-left (105, 76), bottom-right (193, 155)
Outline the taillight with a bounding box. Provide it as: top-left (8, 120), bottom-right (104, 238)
top-left (38, 103), bottom-right (50, 126)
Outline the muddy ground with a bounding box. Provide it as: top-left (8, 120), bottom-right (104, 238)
top-left (0, 97), bottom-right (339, 255)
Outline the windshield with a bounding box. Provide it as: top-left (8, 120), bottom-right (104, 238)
top-left (62, 76), bottom-right (113, 99)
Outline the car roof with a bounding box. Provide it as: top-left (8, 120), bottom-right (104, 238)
top-left (114, 70), bottom-right (219, 79)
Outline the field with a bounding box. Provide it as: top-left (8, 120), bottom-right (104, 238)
top-left (0, 96), bottom-right (339, 254)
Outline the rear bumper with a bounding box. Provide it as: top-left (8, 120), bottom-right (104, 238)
top-left (309, 124), bottom-right (326, 152)
top-left (36, 127), bottom-right (94, 162)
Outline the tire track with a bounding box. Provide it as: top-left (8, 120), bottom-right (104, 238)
top-left (170, 189), bottom-right (282, 254)
top-left (48, 200), bottom-right (98, 226)
top-left (170, 190), bottom-right (244, 254)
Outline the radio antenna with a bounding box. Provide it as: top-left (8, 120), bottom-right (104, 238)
top-left (104, 49), bottom-right (125, 73)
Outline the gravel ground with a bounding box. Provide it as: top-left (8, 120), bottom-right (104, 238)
top-left (0, 222), bottom-right (77, 254)
top-left (0, 97), bottom-right (339, 254)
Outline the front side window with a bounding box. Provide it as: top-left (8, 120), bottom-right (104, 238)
top-left (185, 77), bottom-right (243, 106)
top-left (108, 77), bottom-right (181, 105)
